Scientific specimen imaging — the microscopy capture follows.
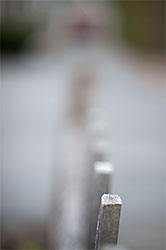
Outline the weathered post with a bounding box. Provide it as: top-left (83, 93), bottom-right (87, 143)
top-left (95, 194), bottom-right (122, 250)
top-left (89, 161), bottom-right (114, 249)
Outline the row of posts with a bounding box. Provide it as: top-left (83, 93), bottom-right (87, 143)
top-left (87, 108), bottom-right (122, 250)
top-left (49, 107), bottom-right (122, 250)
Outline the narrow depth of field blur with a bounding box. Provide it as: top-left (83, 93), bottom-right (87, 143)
top-left (1, 1), bottom-right (165, 250)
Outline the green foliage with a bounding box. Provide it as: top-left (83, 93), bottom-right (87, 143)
top-left (18, 241), bottom-right (43, 250)
top-left (115, 1), bottom-right (165, 52)
top-left (1, 22), bottom-right (35, 53)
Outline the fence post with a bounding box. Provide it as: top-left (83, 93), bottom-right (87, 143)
top-left (89, 161), bottom-right (114, 249)
top-left (95, 194), bottom-right (122, 250)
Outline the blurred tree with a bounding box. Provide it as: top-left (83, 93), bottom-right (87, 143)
top-left (1, 0), bottom-right (165, 55)
top-left (116, 1), bottom-right (165, 53)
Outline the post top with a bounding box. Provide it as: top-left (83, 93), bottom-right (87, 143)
top-left (94, 161), bottom-right (114, 174)
top-left (101, 194), bottom-right (122, 205)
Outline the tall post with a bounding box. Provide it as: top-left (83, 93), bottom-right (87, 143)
top-left (95, 194), bottom-right (122, 250)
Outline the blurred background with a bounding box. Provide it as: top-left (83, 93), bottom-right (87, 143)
top-left (1, 0), bottom-right (165, 249)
